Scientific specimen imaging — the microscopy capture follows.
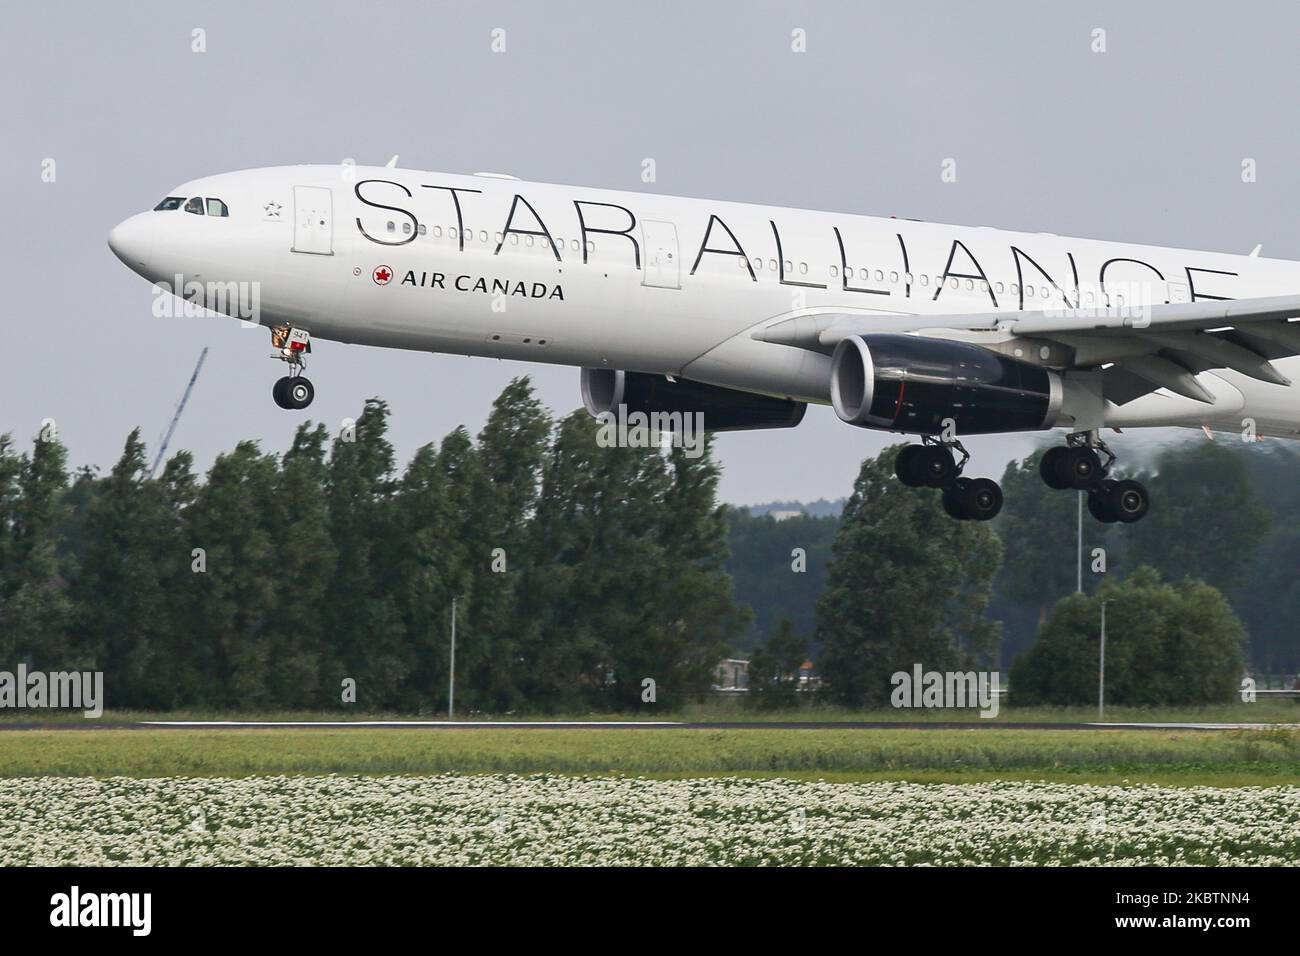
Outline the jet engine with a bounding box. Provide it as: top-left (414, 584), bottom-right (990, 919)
top-left (829, 333), bottom-right (1062, 435)
top-left (580, 369), bottom-right (807, 432)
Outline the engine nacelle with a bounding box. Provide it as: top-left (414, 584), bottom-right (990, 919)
top-left (829, 333), bottom-right (1062, 435)
top-left (581, 369), bottom-right (807, 432)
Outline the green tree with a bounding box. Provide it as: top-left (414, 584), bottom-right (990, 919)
top-left (1010, 566), bottom-right (1247, 706)
top-left (1123, 442), bottom-right (1269, 592)
top-left (181, 442), bottom-right (280, 707)
top-left (815, 445), bottom-right (1003, 708)
top-left (746, 618), bottom-right (809, 710)
top-left (323, 399), bottom-right (408, 709)
top-left (725, 509), bottom-right (838, 651)
top-left (67, 429), bottom-right (185, 706)
top-left (262, 424), bottom-right (336, 708)
top-left (460, 378), bottom-right (551, 711)
top-left (0, 432), bottom-right (72, 666)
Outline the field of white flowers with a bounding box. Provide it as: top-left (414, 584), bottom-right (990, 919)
top-left (2, 774), bottom-right (1297, 865)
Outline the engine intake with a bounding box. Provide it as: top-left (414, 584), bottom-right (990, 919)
top-left (830, 333), bottom-right (1062, 435)
top-left (581, 369), bottom-right (807, 432)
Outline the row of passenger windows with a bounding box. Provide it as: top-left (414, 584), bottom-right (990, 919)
top-left (154, 196), bottom-right (230, 217)
top-left (386, 220), bottom-right (595, 253)
top-left (743, 258), bottom-right (1089, 299)
top-left (379, 220), bottom-right (1103, 300)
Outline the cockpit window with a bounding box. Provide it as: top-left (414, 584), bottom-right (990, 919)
top-left (206, 198), bottom-right (229, 217)
top-left (183, 197), bottom-right (205, 215)
top-left (153, 196), bottom-right (184, 211)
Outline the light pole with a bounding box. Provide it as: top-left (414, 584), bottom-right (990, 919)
top-left (448, 596), bottom-right (459, 719)
top-left (1098, 599), bottom-right (1110, 721)
top-left (1076, 491), bottom-right (1083, 593)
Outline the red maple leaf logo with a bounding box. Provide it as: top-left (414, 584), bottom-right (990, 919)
top-left (372, 265), bottom-right (393, 285)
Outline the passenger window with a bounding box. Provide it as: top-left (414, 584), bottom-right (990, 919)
top-left (830, 265), bottom-right (839, 277)
top-left (184, 197), bottom-right (205, 215)
top-left (402, 222), bottom-right (411, 235)
top-left (433, 225), bottom-right (442, 238)
top-left (154, 197), bottom-right (184, 211)
top-left (205, 198), bottom-right (229, 217)
top-left (417, 224), bottom-right (427, 236)
top-left (386, 221), bottom-right (395, 233)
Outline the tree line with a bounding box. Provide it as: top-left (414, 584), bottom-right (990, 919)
top-left (0, 377), bottom-right (1276, 713)
top-left (0, 380), bottom-right (745, 713)
top-left (733, 439), bottom-right (1283, 707)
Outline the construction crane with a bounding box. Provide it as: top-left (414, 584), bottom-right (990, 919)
top-left (150, 347), bottom-right (209, 479)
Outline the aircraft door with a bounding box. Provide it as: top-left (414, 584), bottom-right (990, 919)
top-left (292, 185), bottom-right (333, 255)
top-left (641, 220), bottom-right (680, 289)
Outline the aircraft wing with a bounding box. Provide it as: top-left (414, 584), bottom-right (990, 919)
top-left (752, 293), bottom-right (1300, 404)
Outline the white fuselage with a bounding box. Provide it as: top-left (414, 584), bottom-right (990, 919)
top-left (108, 164), bottom-right (1300, 437)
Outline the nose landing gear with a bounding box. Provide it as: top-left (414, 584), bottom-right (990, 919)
top-left (895, 438), bottom-right (1003, 521)
top-left (1041, 432), bottom-right (1150, 523)
top-left (270, 325), bottom-right (315, 410)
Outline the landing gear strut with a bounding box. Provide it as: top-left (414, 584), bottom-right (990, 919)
top-left (270, 326), bottom-right (315, 410)
top-left (1040, 431), bottom-right (1149, 523)
top-left (895, 437), bottom-right (1002, 521)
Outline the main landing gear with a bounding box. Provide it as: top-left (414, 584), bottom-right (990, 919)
top-left (270, 325), bottom-right (315, 410)
top-left (1039, 432), bottom-right (1150, 523)
top-left (895, 438), bottom-right (1003, 521)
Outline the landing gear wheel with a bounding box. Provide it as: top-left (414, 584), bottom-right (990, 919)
top-left (942, 478), bottom-right (970, 519)
top-left (895, 445), bottom-right (929, 487)
top-left (285, 377), bottom-right (315, 410)
top-left (1109, 478), bottom-right (1149, 523)
top-left (1040, 447), bottom-right (1071, 490)
top-left (960, 477), bottom-right (1003, 521)
top-left (1087, 480), bottom-right (1120, 523)
top-left (920, 445), bottom-right (957, 487)
top-left (272, 376), bottom-right (293, 409)
top-left (1061, 446), bottom-right (1102, 489)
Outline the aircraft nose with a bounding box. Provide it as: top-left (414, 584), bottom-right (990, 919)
top-left (108, 213), bottom-right (155, 272)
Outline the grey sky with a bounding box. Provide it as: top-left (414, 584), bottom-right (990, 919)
top-left (3, 1), bottom-right (1298, 504)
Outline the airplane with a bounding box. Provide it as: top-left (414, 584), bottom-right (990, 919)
top-left (107, 163), bottom-right (1300, 524)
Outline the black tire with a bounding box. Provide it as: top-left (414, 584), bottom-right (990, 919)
top-left (895, 445), bottom-right (929, 487)
top-left (1039, 447), bottom-right (1071, 490)
top-left (272, 376), bottom-right (293, 409)
top-left (921, 445), bottom-right (957, 487)
top-left (961, 477), bottom-right (1003, 521)
top-left (1088, 482), bottom-right (1120, 523)
top-left (286, 377), bottom-right (315, 410)
top-left (1062, 446), bottom-right (1102, 489)
top-left (1109, 479), bottom-right (1149, 523)
top-left (942, 478), bottom-right (970, 520)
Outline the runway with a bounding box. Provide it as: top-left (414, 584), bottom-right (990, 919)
top-left (0, 719), bottom-right (1293, 732)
